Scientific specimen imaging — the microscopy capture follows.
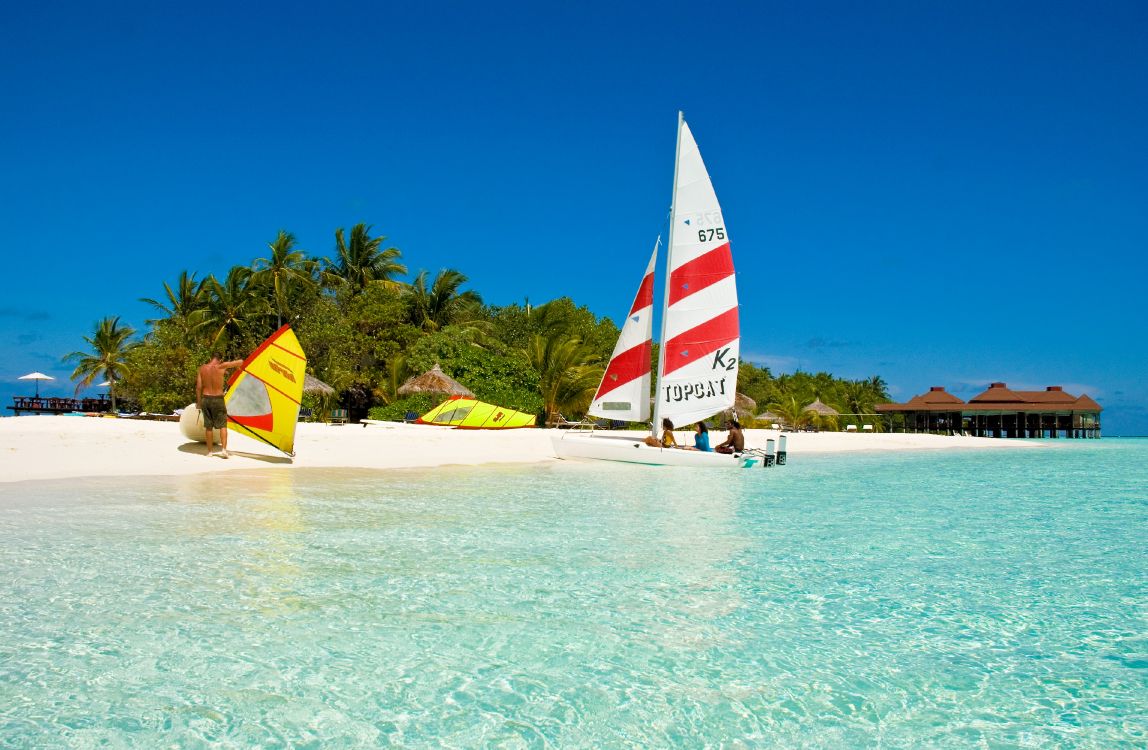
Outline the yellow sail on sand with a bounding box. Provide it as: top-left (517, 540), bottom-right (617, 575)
top-left (225, 325), bottom-right (307, 455)
top-left (417, 396), bottom-right (536, 429)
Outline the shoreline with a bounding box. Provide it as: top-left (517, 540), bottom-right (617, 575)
top-left (0, 415), bottom-right (1048, 485)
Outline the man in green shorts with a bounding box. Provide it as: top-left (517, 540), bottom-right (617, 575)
top-left (196, 352), bottom-right (244, 458)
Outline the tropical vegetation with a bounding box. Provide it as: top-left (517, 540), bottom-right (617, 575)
top-left (64, 223), bottom-right (890, 428)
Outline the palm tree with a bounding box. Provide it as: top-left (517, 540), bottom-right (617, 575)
top-left (198, 266), bottom-right (271, 350)
top-left (323, 223), bottom-right (407, 293)
top-left (865, 375), bottom-right (890, 402)
top-left (64, 316), bottom-right (138, 411)
top-left (408, 268), bottom-right (483, 331)
top-left (840, 380), bottom-right (869, 419)
top-left (527, 331), bottom-right (603, 419)
top-left (140, 271), bottom-right (207, 338)
top-left (252, 230), bottom-right (317, 327)
top-left (767, 395), bottom-right (812, 431)
top-left (375, 355), bottom-right (410, 405)
top-left (835, 378), bottom-right (889, 432)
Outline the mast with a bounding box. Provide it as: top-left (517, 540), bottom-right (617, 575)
top-left (651, 110), bottom-right (685, 437)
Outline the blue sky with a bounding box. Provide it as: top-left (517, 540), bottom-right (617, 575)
top-left (2, 1), bottom-right (1146, 433)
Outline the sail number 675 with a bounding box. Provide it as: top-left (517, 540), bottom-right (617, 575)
top-left (698, 228), bottom-right (726, 242)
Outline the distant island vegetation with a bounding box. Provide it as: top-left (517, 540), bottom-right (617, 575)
top-left (65, 224), bottom-right (891, 429)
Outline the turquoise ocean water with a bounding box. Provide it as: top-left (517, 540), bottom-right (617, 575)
top-left (1, 440), bottom-right (1145, 748)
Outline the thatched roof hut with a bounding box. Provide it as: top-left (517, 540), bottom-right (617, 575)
top-left (303, 374), bottom-right (335, 395)
top-left (804, 398), bottom-right (839, 416)
top-left (734, 392), bottom-right (757, 417)
top-left (397, 363), bottom-right (475, 397)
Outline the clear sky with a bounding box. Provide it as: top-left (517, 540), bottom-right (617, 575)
top-left (2, 1), bottom-right (1145, 433)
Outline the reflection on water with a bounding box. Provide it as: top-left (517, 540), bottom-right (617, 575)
top-left (0, 447), bottom-right (1146, 747)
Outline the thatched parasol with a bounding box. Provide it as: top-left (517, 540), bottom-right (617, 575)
top-left (303, 374), bottom-right (335, 396)
top-left (804, 398), bottom-right (839, 416)
top-left (398, 363), bottom-right (475, 397)
top-left (734, 392), bottom-right (757, 418)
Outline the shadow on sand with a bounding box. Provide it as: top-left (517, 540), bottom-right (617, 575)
top-left (177, 442), bottom-right (293, 465)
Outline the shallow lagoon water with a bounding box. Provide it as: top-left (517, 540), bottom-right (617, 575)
top-left (1, 440), bottom-right (1146, 747)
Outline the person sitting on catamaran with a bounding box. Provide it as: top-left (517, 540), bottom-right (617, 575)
top-left (692, 422), bottom-right (712, 451)
top-left (643, 418), bottom-right (678, 448)
top-left (714, 420), bottom-right (744, 454)
top-left (678, 421), bottom-right (712, 451)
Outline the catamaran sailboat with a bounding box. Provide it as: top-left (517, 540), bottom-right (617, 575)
top-left (552, 113), bottom-right (758, 468)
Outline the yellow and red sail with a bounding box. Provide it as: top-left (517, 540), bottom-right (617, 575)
top-left (417, 396), bottom-right (535, 429)
top-left (226, 325), bottom-right (307, 455)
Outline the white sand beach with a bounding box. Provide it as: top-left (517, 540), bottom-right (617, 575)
top-left (0, 415), bottom-right (1044, 484)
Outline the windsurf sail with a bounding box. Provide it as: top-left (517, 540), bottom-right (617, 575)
top-left (225, 325), bottom-right (307, 456)
top-left (417, 396), bottom-right (536, 429)
top-left (654, 114), bottom-right (739, 428)
top-left (588, 240), bottom-right (658, 423)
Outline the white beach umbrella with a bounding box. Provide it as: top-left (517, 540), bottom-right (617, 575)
top-left (18, 371), bottom-right (54, 397)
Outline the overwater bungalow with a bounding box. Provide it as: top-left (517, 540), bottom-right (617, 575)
top-left (876, 382), bottom-right (1102, 438)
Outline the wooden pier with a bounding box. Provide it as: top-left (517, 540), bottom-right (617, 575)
top-left (7, 396), bottom-right (113, 416)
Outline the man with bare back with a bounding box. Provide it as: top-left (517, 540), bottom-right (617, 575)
top-left (196, 353), bottom-right (244, 458)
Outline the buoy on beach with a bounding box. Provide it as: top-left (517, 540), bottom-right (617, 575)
top-left (179, 403), bottom-right (207, 443)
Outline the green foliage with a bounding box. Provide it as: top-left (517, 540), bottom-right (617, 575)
top-left (528, 298), bottom-right (619, 361)
top-left (484, 303), bottom-right (533, 351)
top-left (123, 321), bottom-right (207, 413)
top-left (297, 286), bottom-right (419, 397)
top-left (407, 332), bottom-right (542, 413)
top-left (89, 220), bottom-right (891, 428)
top-left (752, 368), bottom-right (891, 430)
top-left (323, 223), bottom-right (406, 293)
top-left (737, 361), bottom-right (777, 408)
top-left (407, 268), bottom-right (482, 332)
top-left (368, 394), bottom-right (435, 422)
top-left (252, 230), bottom-right (318, 327)
top-left (198, 266), bottom-right (272, 351)
top-left (64, 316), bottom-right (139, 411)
top-left (527, 330), bottom-right (602, 417)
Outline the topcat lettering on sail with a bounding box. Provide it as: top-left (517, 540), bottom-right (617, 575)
top-left (663, 378), bottom-right (729, 403)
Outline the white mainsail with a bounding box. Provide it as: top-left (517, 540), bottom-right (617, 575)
top-left (588, 240), bottom-right (658, 422)
top-left (653, 114), bottom-right (739, 428)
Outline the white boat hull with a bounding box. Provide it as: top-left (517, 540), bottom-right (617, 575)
top-left (550, 431), bottom-right (761, 468)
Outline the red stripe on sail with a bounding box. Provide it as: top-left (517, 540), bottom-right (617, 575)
top-left (628, 272), bottom-right (655, 317)
top-left (668, 243), bottom-right (733, 306)
top-left (230, 411), bottom-right (274, 432)
top-left (661, 307), bottom-right (739, 376)
top-left (594, 340), bottom-right (652, 400)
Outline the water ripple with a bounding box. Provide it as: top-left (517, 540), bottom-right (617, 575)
top-left (1, 444), bottom-right (1146, 747)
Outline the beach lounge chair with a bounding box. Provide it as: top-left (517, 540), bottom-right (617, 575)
top-left (328, 408), bottom-right (348, 425)
top-left (846, 424), bottom-right (858, 432)
top-left (552, 412), bottom-right (596, 430)
top-left (403, 411), bottom-right (418, 423)
top-left (298, 407), bottom-right (313, 422)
